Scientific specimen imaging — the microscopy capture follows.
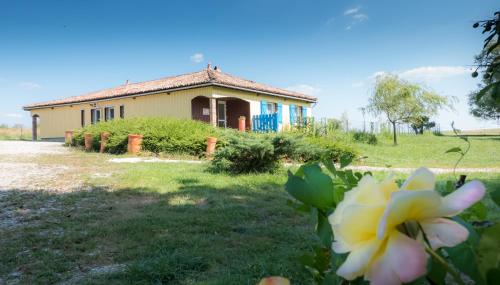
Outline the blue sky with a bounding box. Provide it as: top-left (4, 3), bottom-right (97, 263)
top-left (0, 0), bottom-right (498, 130)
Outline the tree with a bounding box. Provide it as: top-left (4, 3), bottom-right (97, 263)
top-left (469, 11), bottom-right (500, 121)
top-left (368, 75), bottom-right (450, 145)
top-left (410, 116), bottom-right (436, 135)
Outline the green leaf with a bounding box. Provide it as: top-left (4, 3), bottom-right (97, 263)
top-left (445, 218), bottom-right (485, 285)
top-left (490, 189), bottom-right (500, 207)
top-left (323, 159), bottom-right (337, 176)
top-left (486, 267), bottom-right (500, 285)
top-left (427, 255), bottom-right (446, 285)
top-left (317, 211), bottom-right (333, 248)
top-left (285, 163), bottom-right (335, 209)
top-left (477, 223), bottom-right (500, 280)
top-left (333, 185), bottom-right (347, 205)
top-left (339, 154), bottom-right (353, 168)
top-left (445, 147), bottom-right (463, 154)
top-left (461, 202), bottom-right (488, 221)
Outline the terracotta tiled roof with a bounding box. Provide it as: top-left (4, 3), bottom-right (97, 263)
top-left (23, 68), bottom-right (317, 110)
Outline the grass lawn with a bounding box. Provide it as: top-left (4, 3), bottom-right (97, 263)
top-left (353, 133), bottom-right (500, 168)
top-left (1, 152), bottom-right (499, 284)
top-left (0, 127), bottom-right (33, 140)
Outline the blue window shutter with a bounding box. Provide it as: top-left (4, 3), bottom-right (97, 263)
top-left (277, 103), bottom-right (283, 123)
top-left (260, 100), bottom-right (267, 115)
top-left (302, 106), bottom-right (307, 118)
top-left (289, 105), bottom-right (296, 125)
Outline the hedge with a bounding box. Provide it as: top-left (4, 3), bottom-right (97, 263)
top-left (73, 117), bottom-right (221, 156)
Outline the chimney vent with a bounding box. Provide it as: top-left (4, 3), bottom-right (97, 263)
top-left (125, 80), bottom-right (130, 85)
top-left (207, 62), bottom-right (212, 70)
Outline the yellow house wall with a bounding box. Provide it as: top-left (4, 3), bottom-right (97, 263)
top-left (29, 85), bottom-right (314, 139)
top-left (31, 86), bottom-right (213, 139)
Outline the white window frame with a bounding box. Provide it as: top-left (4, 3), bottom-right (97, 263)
top-left (104, 106), bottom-right (115, 122)
top-left (267, 102), bottom-right (277, 114)
top-left (91, 108), bottom-right (101, 125)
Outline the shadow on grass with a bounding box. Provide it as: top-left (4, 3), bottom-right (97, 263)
top-left (0, 179), bottom-right (314, 285)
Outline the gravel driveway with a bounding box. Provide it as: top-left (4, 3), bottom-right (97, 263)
top-left (0, 141), bottom-right (69, 190)
top-left (0, 140), bottom-right (67, 156)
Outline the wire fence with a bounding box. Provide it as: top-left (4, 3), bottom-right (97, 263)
top-left (308, 118), bottom-right (442, 136)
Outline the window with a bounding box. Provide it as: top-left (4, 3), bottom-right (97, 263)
top-left (266, 102), bottom-right (277, 114)
top-left (104, 107), bottom-right (115, 121)
top-left (91, 108), bottom-right (101, 125)
top-left (80, 110), bottom-right (85, 127)
top-left (294, 106), bottom-right (303, 125)
top-left (120, 105), bottom-right (125, 119)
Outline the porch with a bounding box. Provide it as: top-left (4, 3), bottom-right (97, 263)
top-left (191, 96), bottom-right (251, 130)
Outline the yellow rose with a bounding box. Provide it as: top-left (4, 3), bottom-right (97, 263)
top-left (329, 168), bottom-right (485, 285)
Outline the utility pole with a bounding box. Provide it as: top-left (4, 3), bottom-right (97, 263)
top-left (359, 107), bottom-right (366, 133)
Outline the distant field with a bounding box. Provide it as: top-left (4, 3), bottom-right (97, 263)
top-left (0, 127), bottom-right (33, 140)
top-left (442, 128), bottom-right (500, 136)
top-left (354, 133), bottom-right (500, 168)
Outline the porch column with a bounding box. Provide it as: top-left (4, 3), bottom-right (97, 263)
top-left (209, 98), bottom-right (217, 127)
top-left (32, 116), bottom-right (37, 141)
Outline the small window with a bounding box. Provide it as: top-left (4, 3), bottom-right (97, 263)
top-left (91, 108), bottom-right (101, 125)
top-left (80, 110), bottom-right (85, 127)
top-left (295, 106), bottom-right (303, 121)
top-left (266, 102), bottom-right (277, 114)
top-left (120, 105), bottom-right (125, 119)
top-left (104, 107), bottom-right (115, 121)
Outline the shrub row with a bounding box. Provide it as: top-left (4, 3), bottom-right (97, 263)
top-left (72, 117), bottom-right (359, 174)
top-left (73, 117), bottom-right (221, 156)
top-left (211, 133), bottom-right (358, 173)
top-left (352, 131), bottom-right (378, 145)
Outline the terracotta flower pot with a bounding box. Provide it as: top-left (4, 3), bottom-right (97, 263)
top-left (84, 133), bottom-right (93, 151)
top-left (206, 136), bottom-right (217, 156)
top-left (100, 132), bottom-right (110, 153)
top-left (238, 116), bottom-right (246, 132)
top-left (64, 130), bottom-right (73, 145)
top-left (127, 134), bottom-right (143, 155)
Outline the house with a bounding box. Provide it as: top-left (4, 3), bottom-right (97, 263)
top-left (23, 64), bottom-right (317, 141)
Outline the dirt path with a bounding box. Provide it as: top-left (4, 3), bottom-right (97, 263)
top-left (107, 156), bottom-right (500, 173)
top-left (347, 165), bottom-right (500, 174)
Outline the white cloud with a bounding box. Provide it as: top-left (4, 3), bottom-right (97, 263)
top-left (287, 84), bottom-right (321, 95)
top-left (361, 66), bottom-right (472, 87)
top-left (190, 53), bottom-right (204, 63)
top-left (18, 81), bottom-right (41, 90)
top-left (344, 6), bottom-right (360, 16)
top-left (1, 112), bottom-right (23, 118)
top-left (344, 6), bottom-right (368, 30)
top-left (352, 14), bottom-right (368, 21)
top-left (398, 66), bottom-right (472, 82)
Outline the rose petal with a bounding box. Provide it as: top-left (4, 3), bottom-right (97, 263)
top-left (336, 239), bottom-right (382, 280)
top-left (367, 231), bottom-right (427, 285)
top-left (420, 218), bottom-right (469, 249)
top-left (333, 205), bottom-right (385, 249)
top-left (377, 190), bottom-right (442, 239)
top-left (439, 180), bottom-right (486, 216)
top-left (400, 167), bottom-right (436, 191)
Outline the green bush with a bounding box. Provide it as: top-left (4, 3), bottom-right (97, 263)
top-left (73, 117), bottom-right (220, 156)
top-left (211, 133), bottom-right (359, 173)
top-left (305, 136), bottom-right (359, 162)
top-left (352, 131), bottom-right (378, 145)
top-left (210, 133), bottom-right (281, 173)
